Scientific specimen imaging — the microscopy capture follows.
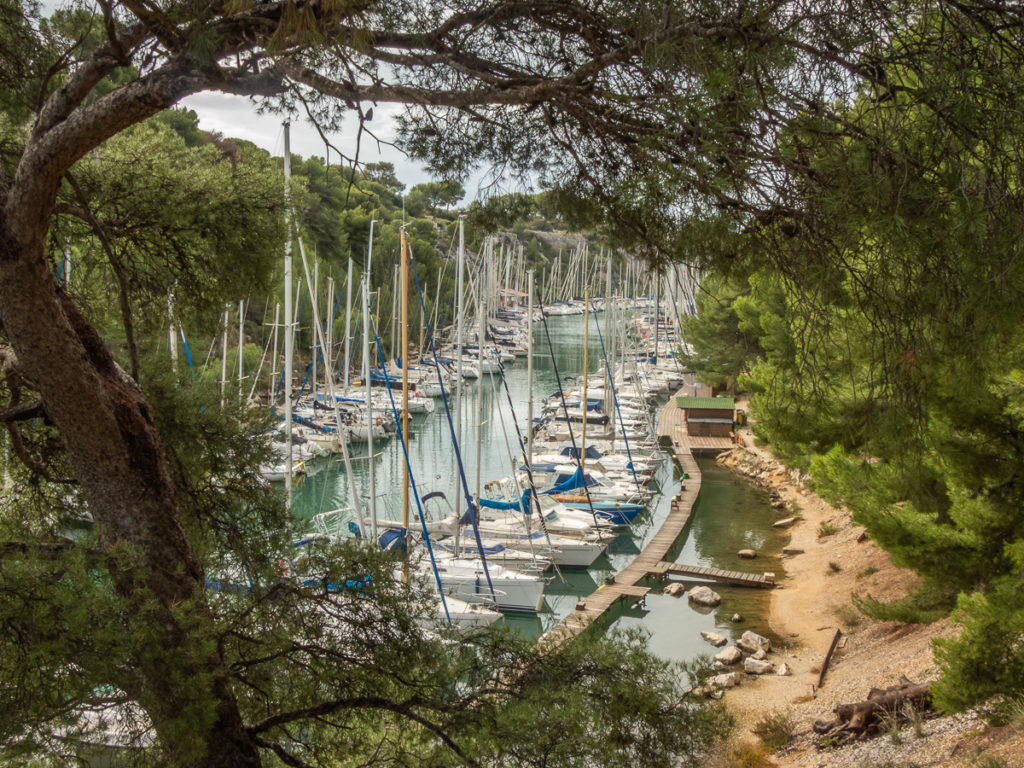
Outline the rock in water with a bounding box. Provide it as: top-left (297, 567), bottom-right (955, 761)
top-left (737, 630), bottom-right (772, 654)
top-left (688, 585), bottom-right (722, 607)
top-left (744, 657), bottom-right (775, 674)
top-left (773, 516), bottom-right (798, 528)
top-left (738, 549), bottom-right (757, 559)
top-left (701, 631), bottom-right (728, 647)
top-left (731, 613), bottom-right (743, 623)
top-left (664, 582), bottom-right (686, 597)
top-left (715, 646), bottom-right (743, 665)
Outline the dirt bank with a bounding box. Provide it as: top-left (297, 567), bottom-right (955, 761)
top-left (708, 426), bottom-right (1024, 767)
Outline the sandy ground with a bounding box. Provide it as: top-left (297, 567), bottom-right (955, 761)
top-left (707, 417), bottom-right (1024, 767)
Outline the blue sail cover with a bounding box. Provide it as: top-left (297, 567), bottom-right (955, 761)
top-left (571, 399), bottom-right (603, 411)
top-left (543, 467), bottom-right (597, 494)
top-left (560, 445), bottom-right (603, 460)
top-left (378, 528), bottom-right (408, 553)
top-left (478, 488), bottom-right (533, 514)
top-left (479, 497), bottom-right (521, 512)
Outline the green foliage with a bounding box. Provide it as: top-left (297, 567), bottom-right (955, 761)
top-left (59, 118), bottom-right (285, 342)
top-left (980, 695), bottom-right (1024, 730)
top-left (750, 709), bottom-right (793, 751)
top-left (833, 603), bottom-right (861, 628)
top-left (684, 3), bottom-right (1024, 708)
top-left (818, 522), bottom-right (837, 538)
top-left (13, 0), bottom-right (1024, 759)
top-left (852, 584), bottom-right (955, 625)
top-left (932, 574), bottom-right (1024, 712)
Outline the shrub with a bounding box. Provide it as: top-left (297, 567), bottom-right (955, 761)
top-left (751, 710), bottom-right (794, 751)
top-left (834, 603), bottom-right (862, 627)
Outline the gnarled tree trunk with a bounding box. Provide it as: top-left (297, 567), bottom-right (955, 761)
top-left (0, 67), bottom-right (262, 768)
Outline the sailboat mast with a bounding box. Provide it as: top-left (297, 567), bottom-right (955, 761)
top-left (454, 218), bottom-right (465, 522)
top-left (168, 295), bottom-right (177, 369)
top-left (390, 265), bottom-right (398, 362)
top-left (311, 261), bottom-right (318, 396)
top-left (362, 275), bottom-right (377, 540)
top-left (605, 259), bottom-right (614, 424)
top-left (220, 305), bottom-right (229, 408)
top-left (400, 230), bottom-right (411, 583)
top-left (237, 300), bottom-right (244, 398)
top-left (474, 241), bottom-right (487, 521)
top-left (363, 220), bottom-right (376, 383)
top-left (269, 303), bottom-right (279, 404)
top-left (527, 270), bottom-right (534, 464)
top-left (282, 122), bottom-right (294, 513)
top-left (343, 257), bottom-right (353, 389)
top-left (325, 277), bottom-right (335, 389)
top-left (582, 286), bottom-right (589, 462)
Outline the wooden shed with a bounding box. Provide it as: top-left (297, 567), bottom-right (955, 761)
top-left (676, 395), bottom-right (735, 438)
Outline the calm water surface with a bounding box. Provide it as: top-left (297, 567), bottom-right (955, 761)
top-left (289, 314), bottom-right (787, 663)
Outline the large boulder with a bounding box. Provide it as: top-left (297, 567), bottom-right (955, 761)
top-left (737, 630), bottom-right (772, 654)
top-left (688, 585), bottom-right (722, 607)
top-left (715, 646), bottom-right (743, 665)
top-left (700, 631), bottom-right (728, 647)
top-left (709, 672), bottom-right (742, 689)
top-left (744, 657), bottom-right (775, 675)
top-left (664, 582), bottom-right (686, 597)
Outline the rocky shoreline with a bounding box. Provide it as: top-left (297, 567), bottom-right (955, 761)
top-left (705, 435), bottom-right (1024, 768)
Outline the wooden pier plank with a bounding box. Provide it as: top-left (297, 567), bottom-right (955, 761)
top-left (654, 561), bottom-right (775, 588)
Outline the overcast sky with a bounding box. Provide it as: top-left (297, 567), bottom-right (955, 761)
top-left (180, 93), bottom-right (440, 190)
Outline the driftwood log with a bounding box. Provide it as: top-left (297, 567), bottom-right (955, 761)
top-left (813, 679), bottom-right (933, 746)
top-left (817, 628), bottom-right (843, 688)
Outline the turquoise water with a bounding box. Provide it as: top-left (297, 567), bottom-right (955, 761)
top-left (288, 314), bottom-right (787, 663)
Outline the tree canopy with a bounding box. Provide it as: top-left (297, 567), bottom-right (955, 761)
top-left (678, 0), bottom-right (1024, 712)
top-left (7, 0), bottom-right (1024, 763)
top-left (1, 0), bottom-right (766, 765)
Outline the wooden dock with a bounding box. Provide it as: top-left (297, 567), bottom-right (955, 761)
top-left (540, 385), bottom-right (704, 648)
top-left (539, 381), bottom-right (773, 649)
top-left (649, 561), bottom-right (775, 588)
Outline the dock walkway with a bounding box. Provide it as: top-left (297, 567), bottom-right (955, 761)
top-left (539, 384), bottom-right (775, 648)
top-left (540, 386), bottom-right (707, 647)
top-left (650, 561), bottom-right (775, 588)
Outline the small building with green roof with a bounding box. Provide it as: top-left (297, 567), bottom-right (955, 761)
top-left (675, 395), bottom-right (736, 438)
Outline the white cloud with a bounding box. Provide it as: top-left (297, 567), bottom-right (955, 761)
top-left (180, 93), bottom-right (435, 189)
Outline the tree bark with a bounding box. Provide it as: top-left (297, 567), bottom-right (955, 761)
top-left (0, 71), bottom-right (263, 768)
top-left (834, 683), bottom-right (932, 730)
